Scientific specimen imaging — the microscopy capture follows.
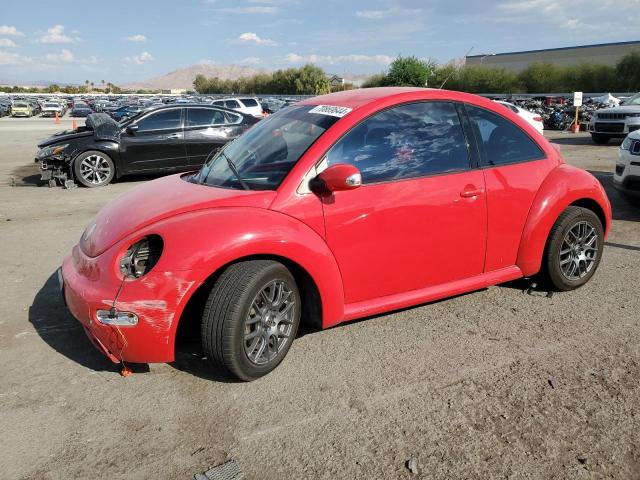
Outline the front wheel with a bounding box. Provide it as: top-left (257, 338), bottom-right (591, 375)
top-left (201, 260), bottom-right (301, 381)
top-left (540, 206), bottom-right (604, 291)
top-left (73, 150), bottom-right (115, 187)
top-left (591, 134), bottom-right (610, 144)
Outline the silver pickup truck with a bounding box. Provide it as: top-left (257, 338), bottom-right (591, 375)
top-left (588, 92), bottom-right (640, 144)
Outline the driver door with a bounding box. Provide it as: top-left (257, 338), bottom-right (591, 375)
top-left (120, 108), bottom-right (188, 173)
top-left (320, 101), bottom-right (487, 304)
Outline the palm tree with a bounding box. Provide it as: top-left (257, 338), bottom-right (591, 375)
top-left (101, 79), bottom-right (105, 90)
top-left (90, 81), bottom-right (94, 91)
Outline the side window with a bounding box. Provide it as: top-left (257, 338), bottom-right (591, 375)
top-left (240, 98), bottom-right (259, 107)
top-left (212, 100), bottom-right (224, 107)
top-left (326, 102), bottom-right (470, 184)
top-left (466, 105), bottom-right (544, 166)
top-left (187, 108), bottom-right (225, 127)
top-left (224, 111), bottom-right (242, 124)
top-left (136, 109), bottom-right (182, 132)
top-left (225, 100), bottom-right (240, 109)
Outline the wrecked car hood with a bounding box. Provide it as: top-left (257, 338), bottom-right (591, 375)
top-left (37, 113), bottom-right (120, 148)
top-left (80, 173), bottom-right (276, 257)
top-left (85, 113), bottom-right (120, 142)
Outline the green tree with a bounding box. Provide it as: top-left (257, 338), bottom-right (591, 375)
top-left (518, 62), bottom-right (564, 93)
top-left (616, 51), bottom-right (640, 91)
top-left (361, 73), bottom-right (387, 88)
top-left (385, 55), bottom-right (436, 87)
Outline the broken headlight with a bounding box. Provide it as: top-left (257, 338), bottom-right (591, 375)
top-left (38, 144), bottom-right (68, 158)
top-left (119, 235), bottom-right (163, 279)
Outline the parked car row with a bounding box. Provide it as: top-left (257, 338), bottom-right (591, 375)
top-left (31, 89), bottom-right (640, 211)
top-left (1, 92), bottom-right (300, 119)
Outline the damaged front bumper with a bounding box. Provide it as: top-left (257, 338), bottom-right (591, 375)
top-left (35, 153), bottom-right (75, 187)
top-left (59, 244), bottom-right (199, 364)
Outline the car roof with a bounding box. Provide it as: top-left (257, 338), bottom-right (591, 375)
top-left (298, 87), bottom-right (429, 109)
top-left (299, 87), bottom-right (498, 111)
top-left (135, 103), bottom-right (246, 116)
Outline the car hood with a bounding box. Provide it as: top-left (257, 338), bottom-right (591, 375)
top-left (80, 173), bottom-right (276, 257)
top-left (596, 105), bottom-right (640, 115)
top-left (37, 129), bottom-right (92, 148)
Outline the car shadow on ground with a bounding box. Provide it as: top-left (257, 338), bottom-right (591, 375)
top-left (588, 170), bottom-right (640, 222)
top-left (169, 316), bottom-right (319, 383)
top-left (9, 164), bottom-right (42, 187)
top-left (10, 163), bottom-right (186, 188)
top-left (29, 272), bottom-right (121, 372)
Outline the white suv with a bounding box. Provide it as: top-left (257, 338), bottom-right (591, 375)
top-left (614, 130), bottom-right (640, 205)
top-left (588, 92), bottom-right (640, 144)
top-left (211, 97), bottom-right (264, 118)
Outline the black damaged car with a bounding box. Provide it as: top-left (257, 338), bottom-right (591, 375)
top-left (35, 104), bottom-right (260, 187)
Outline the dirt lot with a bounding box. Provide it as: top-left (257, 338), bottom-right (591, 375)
top-left (1, 115), bottom-right (639, 480)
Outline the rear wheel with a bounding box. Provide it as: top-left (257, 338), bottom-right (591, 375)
top-left (201, 260), bottom-right (301, 381)
top-left (540, 206), bottom-right (604, 291)
top-left (591, 134), bottom-right (610, 144)
top-left (73, 150), bottom-right (115, 187)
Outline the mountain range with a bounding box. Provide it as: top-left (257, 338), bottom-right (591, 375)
top-left (121, 63), bottom-right (268, 91)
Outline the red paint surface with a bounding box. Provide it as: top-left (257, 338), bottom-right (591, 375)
top-left (61, 88), bottom-right (612, 364)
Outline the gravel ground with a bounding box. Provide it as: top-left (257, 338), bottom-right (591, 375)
top-left (1, 115), bottom-right (639, 480)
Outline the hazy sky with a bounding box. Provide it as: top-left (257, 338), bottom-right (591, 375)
top-left (1, 0), bottom-right (638, 84)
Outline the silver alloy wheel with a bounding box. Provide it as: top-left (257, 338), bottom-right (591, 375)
top-left (558, 220), bottom-right (598, 280)
top-left (79, 154), bottom-right (111, 185)
top-left (244, 280), bottom-right (295, 365)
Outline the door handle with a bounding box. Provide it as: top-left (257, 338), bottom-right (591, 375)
top-left (166, 133), bottom-right (182, 140)
top-left (460, 185), bottom-right (483, 198)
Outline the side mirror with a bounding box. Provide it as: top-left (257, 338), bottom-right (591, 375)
top-left (126, 124), bottom-right (139, 135)
top-left (310, 163), bottom-right (362, 194)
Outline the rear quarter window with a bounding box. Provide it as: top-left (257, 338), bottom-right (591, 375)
top-left (466, 105), bottom-right (545, 167)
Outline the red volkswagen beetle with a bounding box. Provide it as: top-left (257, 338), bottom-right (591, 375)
top-left (60, 88), bottom-right (611, 380)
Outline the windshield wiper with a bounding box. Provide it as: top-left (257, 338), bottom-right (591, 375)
top-left (221, 150), bottom-right (250, 190)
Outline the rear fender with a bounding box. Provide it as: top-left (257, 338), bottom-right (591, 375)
top-left (516, 164), bottom-right (611, 276)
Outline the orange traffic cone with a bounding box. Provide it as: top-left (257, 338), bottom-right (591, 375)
top-left (54, 111), bottom-right (60, 124)
top-left (71, 119), bottom-right (77, 130)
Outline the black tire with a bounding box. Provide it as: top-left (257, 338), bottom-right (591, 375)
top-left (201, 260), bottom-right (301, 381)
top-left (73, 150), bottom-right (115, 187)
top-left (591, 134), bottom-right (610, 145)
top-left (540, 206), bottom-right (604, 291)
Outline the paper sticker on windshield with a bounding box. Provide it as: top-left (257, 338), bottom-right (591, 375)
top-left (308, 105), bottom-right (352, 117)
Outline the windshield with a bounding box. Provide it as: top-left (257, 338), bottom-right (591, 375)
top-left (119, 109), bottom-right (147, 125)
top-left (13, 102), bottom-right (28, 107)
top-left (196, 105), bottom-right (340, 190)
top-left (624, 93), bottom-right (640, 106)
top-left (44, 103), bottom-right (58, 108)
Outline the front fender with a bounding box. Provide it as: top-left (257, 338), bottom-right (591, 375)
top-left (139, 207), bottom-right (345, 331)
top-left (516, 165), bottom-right (611, 276)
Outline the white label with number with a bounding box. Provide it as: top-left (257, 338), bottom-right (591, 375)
top-left (308, 105), bottom-right (352, 117)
